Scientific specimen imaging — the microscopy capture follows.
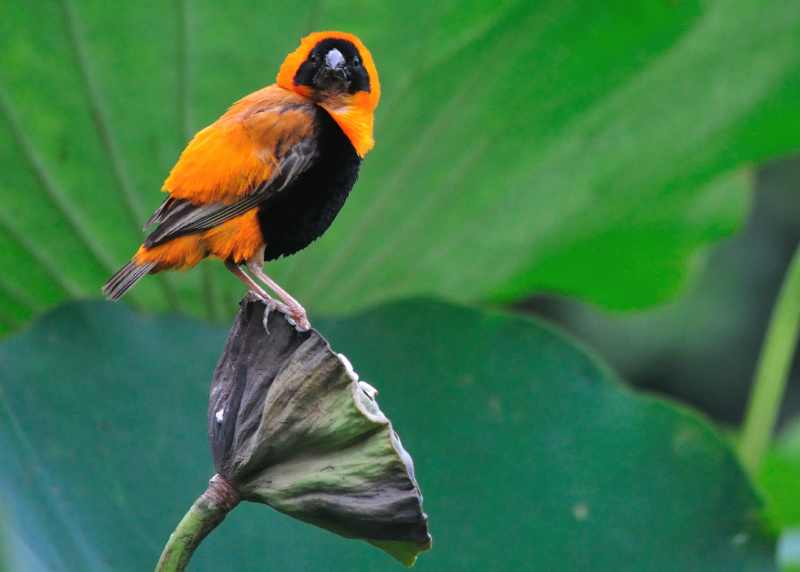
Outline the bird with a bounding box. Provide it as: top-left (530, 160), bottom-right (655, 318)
top-left (102, 31), bottom-right (381, 331)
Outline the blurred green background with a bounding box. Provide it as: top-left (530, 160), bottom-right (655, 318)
top-left (0, 1), bottom-right (799, 570)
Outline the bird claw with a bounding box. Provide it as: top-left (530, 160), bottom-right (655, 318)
top-left (292, 312), bottom-right (311, 332)
top-left (261, 298), bottom-right (289, 334)
top-left (284, 302), bottom-right (311, 332)
top-left (281, 306), bottom-right (307, 331)
top-left (260, 296), bottom-right (309, 333)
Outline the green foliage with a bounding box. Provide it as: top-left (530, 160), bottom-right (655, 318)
top-left (1, 1), bottom-right (799, 334)
top-left (760, 421), bottom-right (800, 532)
top-left (0, 300), bottom-right (774, 571)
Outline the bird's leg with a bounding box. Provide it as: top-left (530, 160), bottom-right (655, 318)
top-left (224, 260), bottom-right (289, 314)
top-left (247, 259), bottom-right (310, 331)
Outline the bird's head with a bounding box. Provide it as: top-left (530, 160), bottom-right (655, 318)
top-left (277, 31), bottom-right (380, 157)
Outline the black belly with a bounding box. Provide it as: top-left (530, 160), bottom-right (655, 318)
top-left (257, 107), bottom-right (361, 261)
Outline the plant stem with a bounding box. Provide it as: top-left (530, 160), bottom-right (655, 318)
top-left (739, 244), bottom-right (800, 475)
top-left (155, 475), bottom-right (240, 572)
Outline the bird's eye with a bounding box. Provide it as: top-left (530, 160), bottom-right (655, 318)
top-left (310, 53), bottom-right (320, 64)
top-left (353, 57), bottom-right (362, 68)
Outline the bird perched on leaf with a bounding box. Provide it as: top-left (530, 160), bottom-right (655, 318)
top-left (102, 31), bottom-right (380, 330)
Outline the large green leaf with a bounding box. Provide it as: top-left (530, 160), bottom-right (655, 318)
top-left (0, 300), bottom-right (775, 570)
top-left (1, 1), bottom-right (799, 333)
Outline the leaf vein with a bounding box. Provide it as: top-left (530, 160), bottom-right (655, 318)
top-left (60, 0), bottom-right (181, 309)
top-left (0, 87), bottom-right (119, 276)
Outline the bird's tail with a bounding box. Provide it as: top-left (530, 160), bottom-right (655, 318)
top-left (102, 260), bottom-right (156, 301)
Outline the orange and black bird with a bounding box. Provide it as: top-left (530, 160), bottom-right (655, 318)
top-left (102, 31), bottom-right (380, 330)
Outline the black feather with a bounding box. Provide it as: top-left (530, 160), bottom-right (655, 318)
top-left (258, 107), bottom-right (360, 260)
top-left (144, 196), bottom-right (176, 229)
top-left (102, 261), bottom-right (156, 301)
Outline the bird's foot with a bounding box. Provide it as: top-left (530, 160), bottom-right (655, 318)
top-left (286, 302), bottom-right (311, 332)
top-left (255, 295), bottom-right (289, 334)
top-left (257, 294), bottom-right (309, 333)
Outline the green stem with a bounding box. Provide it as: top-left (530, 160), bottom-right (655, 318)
top-left (739, 244), bottom-right (800, 475)
top-left (155, 475), bottom-right (240, 572)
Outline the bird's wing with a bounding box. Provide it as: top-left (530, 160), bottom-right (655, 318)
top-left (142, 86), bottom-right (318, 248)
top-left (144, 137), bottom-right (317, 248)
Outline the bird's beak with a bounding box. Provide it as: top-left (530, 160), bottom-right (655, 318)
top-left (315, 48), bottom-right (350, 89)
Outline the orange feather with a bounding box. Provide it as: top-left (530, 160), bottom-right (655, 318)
top-left (135, 209), bottom-right (264, 270)
top-left (163, 86), bottom-right (313, 205)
